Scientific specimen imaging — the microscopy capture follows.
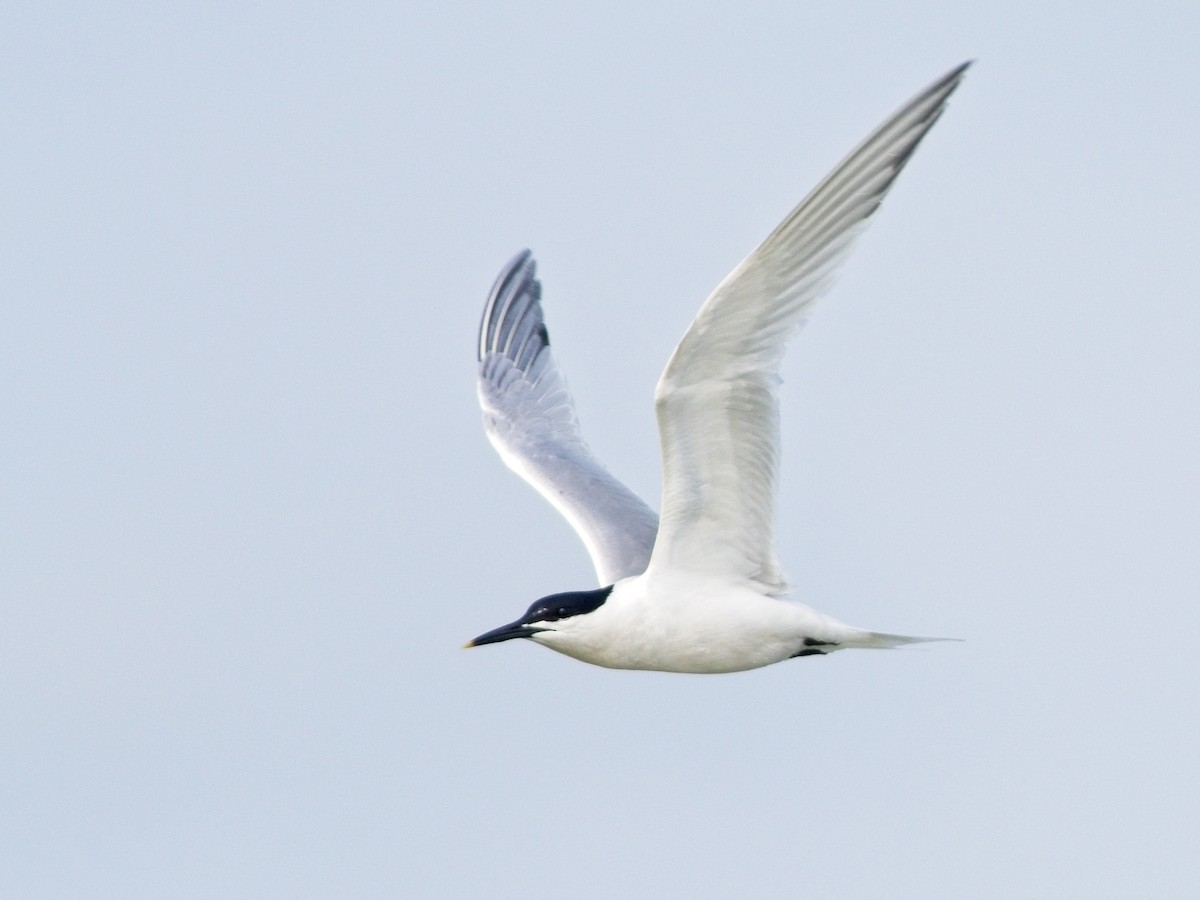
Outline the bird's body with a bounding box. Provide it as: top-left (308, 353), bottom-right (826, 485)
top-left (467, 63), bottom-right (969, 673)
top-left (535, 574), bottom-right (907, 674)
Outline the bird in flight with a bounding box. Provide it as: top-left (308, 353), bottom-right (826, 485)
top-left (466, 63), bottom-right (969, 673)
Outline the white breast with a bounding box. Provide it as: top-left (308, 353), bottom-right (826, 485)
top-left (531, 573), bottom-right (847, 674)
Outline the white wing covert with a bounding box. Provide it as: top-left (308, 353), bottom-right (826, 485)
top-left (649, 63), bottom-right (970, 594)
top-left (477, 250), bottom-right (659, 586)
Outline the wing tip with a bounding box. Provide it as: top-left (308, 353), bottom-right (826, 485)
top-left (929, 60), bottom-right (973, 98)
top-left (478, 248), bottom-right (540, 362)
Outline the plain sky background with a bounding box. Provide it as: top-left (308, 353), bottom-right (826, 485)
top-left (4, 2), bottom-right (1198, 898)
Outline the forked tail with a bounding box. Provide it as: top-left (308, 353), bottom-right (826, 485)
top-left (794, 623), bottom-right (958, 658)
top-left (851, 630), bottom-right (958, 649)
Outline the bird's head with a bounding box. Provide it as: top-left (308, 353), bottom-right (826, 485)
top-left (465, 585), bottom-right (613, 650)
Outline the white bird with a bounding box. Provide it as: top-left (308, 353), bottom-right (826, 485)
top-left (467, 63), bottom-right (969, 673)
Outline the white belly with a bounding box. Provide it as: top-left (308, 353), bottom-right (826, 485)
top-left (532, 574), bottom-right (842, 674)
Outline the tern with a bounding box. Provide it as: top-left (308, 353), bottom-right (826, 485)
top-left (466, 63), bottom-right (969, 673)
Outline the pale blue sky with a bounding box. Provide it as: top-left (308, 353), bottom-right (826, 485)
top-left (3, 3), bottom-right (1198, 897)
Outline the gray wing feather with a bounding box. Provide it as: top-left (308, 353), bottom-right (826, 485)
top-left (649, 63), bottom-right (970, 593)
top-left (477, 250), bottom-right (659, 586)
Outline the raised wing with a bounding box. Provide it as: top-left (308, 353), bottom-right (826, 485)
top-left (648, 63), bottom-right (970, 593)
top-left (477, 250), bottom-right (659, 586)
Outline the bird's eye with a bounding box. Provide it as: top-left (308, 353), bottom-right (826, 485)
top-left (528, 604), bottom-right (577, 622)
